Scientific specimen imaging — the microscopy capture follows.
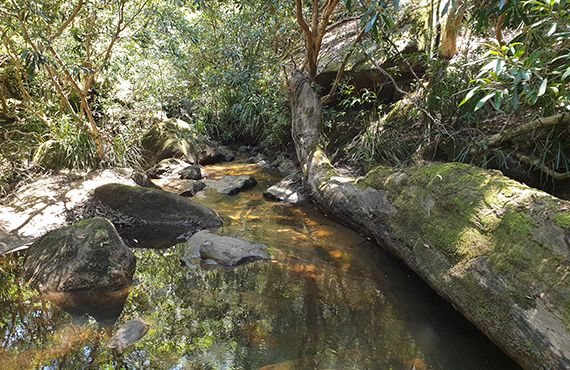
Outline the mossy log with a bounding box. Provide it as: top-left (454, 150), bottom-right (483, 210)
top-left (289, 70), bottom-right (570, 369)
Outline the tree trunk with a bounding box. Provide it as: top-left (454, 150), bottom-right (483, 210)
top-left (439, 0), bottom-right (465, 59)
top-left (289, 70), bottom-right (570, 370)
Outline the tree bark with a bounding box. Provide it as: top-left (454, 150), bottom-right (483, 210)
top-left (290, 69), bottom-right (570, 370)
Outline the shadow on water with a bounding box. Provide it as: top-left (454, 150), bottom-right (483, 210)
top-left (0, 158), bottom-right (521, 369)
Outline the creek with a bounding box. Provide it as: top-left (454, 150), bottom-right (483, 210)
top-left (0, 159), bottom-right (519, 369)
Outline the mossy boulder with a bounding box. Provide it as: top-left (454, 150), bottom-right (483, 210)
top-left (23, 217), bottom-right (135, 293)
top-left (141, 117), bottom-right (230, 165)
top-left (93, 183), bottom-right (222, 248)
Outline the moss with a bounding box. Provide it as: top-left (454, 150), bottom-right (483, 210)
top-left (554, 212), bottom-right (570, 228)
top-left (363, 161), bottom-right (570, 330)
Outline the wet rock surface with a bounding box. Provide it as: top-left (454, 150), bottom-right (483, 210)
top-left (23, 217), bottom-right (136, 293)
top-left (263, 172), bottom-right (308, 205)
top-left (183, 230), bottom-right (269, 267)
top-left (92, 183), bottom-right (222, 248)
top-left (204, 175), bottom-right (257, 195)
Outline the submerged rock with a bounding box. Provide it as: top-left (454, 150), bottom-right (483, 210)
top-left (184, 230), bottom-right (269, 266)
top-left (106, 318), bottom-right (150, 353)
top-left (204, 175), bottom-right (257, 195)
top-left (263, 172), bottom-right (308, 205)
top-left (93, 183), bottom-right (222, 248)
top-left (23, 217), bottom-right (135, 293)
top-left (42, 286), bottom-right (132, 328)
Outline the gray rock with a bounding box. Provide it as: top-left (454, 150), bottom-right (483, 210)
top-left (93, 184), bottom-right (222, 249)
top-left (146, 158), bottom-right (192, 179)
top-left (185, 230), bottom-right (269, 266)
top-left (179, 180), bottom-right (206, 196)
top-left (276, 158), bottom-right (297, 176)
top-left (23, 217), bottom-right (136, 293)
top-left (153, 178), bottom-right (206, 197)
top-left (179, 164), bottom-right (203, 180)
top-left (204, 175), bottom-right (257, 195)
top-left (263, 172), bottom-right (308, 205)
top-left (0, 229), bottom-right (31, 255)
top-left (219, 145), bottom-right (235, 162)
top-left (106, 318), bottom-right (150, 353)
top-left (131, 172), bottom-right (158, 188)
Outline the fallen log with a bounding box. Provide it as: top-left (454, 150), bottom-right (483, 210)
top-left (289, 70), bottom-right (570, 369)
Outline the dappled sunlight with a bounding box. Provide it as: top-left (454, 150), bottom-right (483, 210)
top-left (0, 159), bottom-right (520, 369)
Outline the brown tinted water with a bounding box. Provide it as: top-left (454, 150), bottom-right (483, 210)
top-left (0, 159), bottom-right (520, 369)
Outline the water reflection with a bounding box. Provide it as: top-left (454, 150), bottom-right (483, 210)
top-left (41, 286), bottom-right (132, 328)
top-left (0, 159), bottom-right (521, 369)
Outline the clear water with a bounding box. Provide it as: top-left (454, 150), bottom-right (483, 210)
top-left (0, 159), bottom-right (520, 369)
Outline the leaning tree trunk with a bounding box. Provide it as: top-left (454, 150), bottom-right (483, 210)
top-left (289, 70), bottom-right (570, 370)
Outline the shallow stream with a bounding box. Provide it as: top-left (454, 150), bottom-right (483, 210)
top-left (0, 159), bottom-right (520, 369)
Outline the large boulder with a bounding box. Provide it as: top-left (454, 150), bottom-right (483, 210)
top-left (204, 176), bottom-right (257, 196)
top-left (141, 118), bottom-right (208, 163)
top-left (263, 172), bottom-right (308, 205)
top-left (92, 184), bottom-right (222, 248)
top-left (23, 217), bottom-right (135, 293)
top-left (183, 230), bottom-right (269, 266)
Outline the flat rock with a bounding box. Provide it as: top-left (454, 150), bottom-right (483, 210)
top-left (184, 230), bottom-right (269, 266)
top-left (204, 175), bottom-right (257, 195)
top-left (263, 172), bottom-right (308, 205)
top-left (0, 168), bottom-right (137, 239)
top-left (23, 217), bottom-right (135, 293)
top-left (93, 184), bottom-right (222, 248)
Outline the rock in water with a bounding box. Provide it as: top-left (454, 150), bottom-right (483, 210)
top-left (204, 176), bottom-right (257, 195)
top-left (185, 230), bottom-right (269, 266)
top-left (23, 217), bottom-right (135, 292)
top-left (93, 183), bottom-right (222, 249)
top-left (106, 318), bottom-right (150, 353)
top-left (263, 172), bottom-right (308, 205)
top-left (179, 164), bottom-right (203, 180)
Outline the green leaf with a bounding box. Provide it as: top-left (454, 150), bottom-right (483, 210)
top-left (441, 0), bottom-right (451, 16)
top-left (562, 66), bottom-right (570, 81)
top-left (458, 86), bottom-right (480, 107)
top-left (365, 13), bottom-right (378, 33)
top-left (474, 92), bottom-right (495, 111)
top-left (538, 78), bottom-right (548, 96)
top-left (547, 22), bottom-right (557, 36)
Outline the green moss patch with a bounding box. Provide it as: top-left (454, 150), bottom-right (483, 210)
top-left (363, 161), bottom-right (570, 329)
top-left (555, 211), bottom-right (570, 228)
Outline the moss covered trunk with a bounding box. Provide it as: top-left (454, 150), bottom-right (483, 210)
top-left (290, 70), bottom-right (570, 369)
